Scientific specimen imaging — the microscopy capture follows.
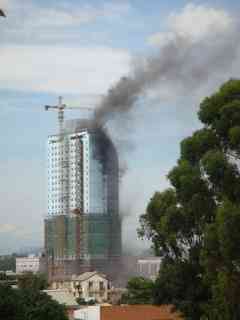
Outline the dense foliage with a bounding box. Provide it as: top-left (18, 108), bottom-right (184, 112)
top-left (17, 272), bottom-right (48, 291)
top-left (0, 284), bottom-right (68, 320)
top-left (0, 255), bottom-right (16, 271)
top-left (139, 80), bottom-right (240, 319)
top-left (121, 277), bottom-right (154, 305)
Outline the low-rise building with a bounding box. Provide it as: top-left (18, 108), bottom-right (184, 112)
top-left (51, 271), bottom-right (108, 303)
top-left (44, 289), bottom-right (79, 320)
top-left (74, 305), bottom-right (183, 320)
top-left (137, 257), bottom-right (162, 280)
top-left (16, 255), bottom-right (45, 274)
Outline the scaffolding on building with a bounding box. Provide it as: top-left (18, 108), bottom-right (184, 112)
top-left (44, 99), bottom-right (121, 281)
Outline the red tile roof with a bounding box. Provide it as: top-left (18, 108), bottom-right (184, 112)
top-left (101, 305), bottom-right (183, 320)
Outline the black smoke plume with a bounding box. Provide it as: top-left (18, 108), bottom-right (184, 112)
top-left (94, 20), bottom-right (239, 126)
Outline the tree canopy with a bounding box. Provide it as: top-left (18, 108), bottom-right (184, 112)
top-left (139, 79), bottom-right (240, 319)
top-left (17, 272), bottom-right (48, 291)
top-left (121, 277), bottom-right (154, 305)
top-left (0, 255), bottom-right (16, 271)
top-left (0, 284), bottom-right (68, 320)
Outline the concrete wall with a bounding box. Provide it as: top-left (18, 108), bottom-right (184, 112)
top-left (16, 256), bottom-right (42, 274)
top-left (74, 306), bottom-right (100, 320)
top-left (137, 258), bottom-right (162, 280)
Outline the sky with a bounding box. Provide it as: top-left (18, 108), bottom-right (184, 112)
top-left (0, 0), bottom-right (240, 254)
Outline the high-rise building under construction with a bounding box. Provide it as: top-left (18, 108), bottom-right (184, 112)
top-left (45, 118), bottom-right (122, 279)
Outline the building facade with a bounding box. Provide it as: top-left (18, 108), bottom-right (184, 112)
top-left (45, 120), bottom-right (121, 279)
top-left (137, 258), bottom-right (162, 280)
top-left (51, 271), bottom-right (108, 303)
top-left (16, 255), bottom-right (44, 274)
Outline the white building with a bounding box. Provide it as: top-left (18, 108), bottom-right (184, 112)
top-left (74, 306), bottom-right (99, 320)
top-left (16, 255), bottom-right (44, 274)
top-left (137, 258), bottom-right (162, 280)
top-left (47, 130), bottom-right (90, 216)
top-left (47, 125), bottom-right (110, 217)
top-left (51, 271), bottom-right (108, 303)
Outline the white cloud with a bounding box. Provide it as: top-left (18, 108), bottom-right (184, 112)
top-left (29, 8), bottom-right (99, 28)
top-left (148, 4), bottom-right (234, 46)
top-left (0, 0), bottom-right (131, 41)
top-left (0, 0), bottom-right (132, 95)
top-left (0, 224), bottom-right (17, 233)
top-left (170, 4), bottom-right (233, 41)
top-left (22, 2), bottom-right (130, 28)
top-left (145, 3), bottom-right (240, 105)
top-left (0, 45), bottom-right (131, 94)
top-left (148, 32), bottom-right (175, 48)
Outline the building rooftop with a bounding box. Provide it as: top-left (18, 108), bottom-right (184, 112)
top-left (138, 257), bottom-right (162, 262)
top-left (100, 305), bottom-right (183, 320)
top-left (43, 289), bottom-right (79, 308)
top-left (71, 271), bottom-right (106, 282)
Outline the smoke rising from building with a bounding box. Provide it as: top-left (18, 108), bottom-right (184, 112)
top-left (91, 6), bottom-right (240, 256)
top-left (46, 5), bottom-right (240, 263)
top-left (95, 9), bottom-right (238, 126)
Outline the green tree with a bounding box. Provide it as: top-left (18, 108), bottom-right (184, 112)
top-left (17, 272), bottom-right (48, 291)
top-left (0, 284), bottom-right (23, 320)
top-left (0, 254), bottom-right (16, 271)
top-left (0, 284), bottom-right (68, 320)
top-left (121, 277), bottom-right (154, 305)
top-left (139, 79), bottom-right (240, 319)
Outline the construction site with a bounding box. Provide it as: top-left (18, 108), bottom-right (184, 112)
top-left (44, 98), bottom-right (122, 281)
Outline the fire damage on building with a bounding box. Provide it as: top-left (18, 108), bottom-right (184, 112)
top-left (44, 99), bottom-right (122, 282)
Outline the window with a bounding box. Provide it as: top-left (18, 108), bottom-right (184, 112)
top-left (99, 281), bottom-right (104, 291)
top-left (88, 281), bottom-right (93, 290)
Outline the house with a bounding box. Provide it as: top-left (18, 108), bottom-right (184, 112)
top-left (43, 289), bottom-right (79, 320)
top-left (51, 271), bottom-right (108, 303)
top-left (74, 305), bottom-right (183, 320)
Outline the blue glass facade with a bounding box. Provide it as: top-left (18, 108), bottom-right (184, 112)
top-left (45, 121), bottom-right (122, 276)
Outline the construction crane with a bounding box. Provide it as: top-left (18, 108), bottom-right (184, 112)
top-left (45, 96), bottom-right (95, 219)
top-left (45, 96), bottom-right (95, 135)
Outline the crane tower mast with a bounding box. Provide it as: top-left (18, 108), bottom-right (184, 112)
top-left (45, 96), bottom-right (93, 135)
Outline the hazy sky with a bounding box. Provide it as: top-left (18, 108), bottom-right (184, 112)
top-left (0, 0), bottom-right (240, 254)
